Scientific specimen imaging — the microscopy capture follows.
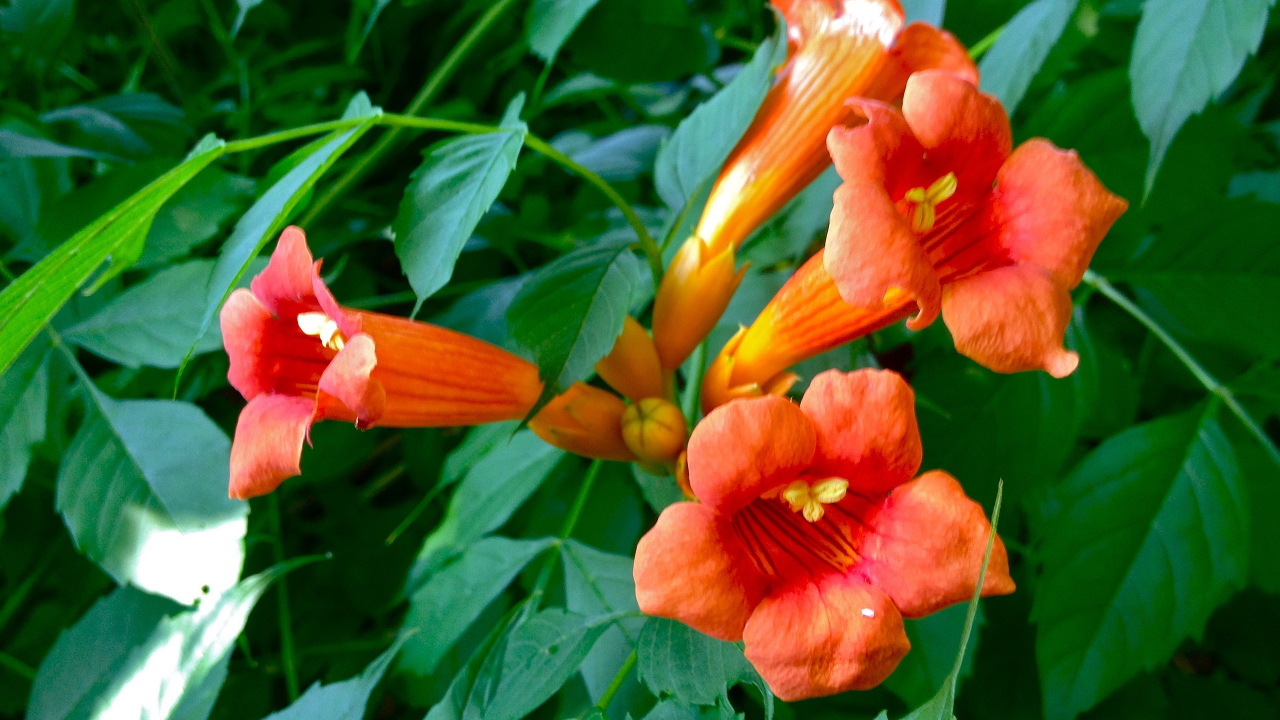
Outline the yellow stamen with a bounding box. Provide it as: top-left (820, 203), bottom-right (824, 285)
top-left (297, 312), bottom-right (346, 351)
top-left (780, 477), bottom-right (849, 523)
top-left (904, 172), bottom-right (958, 233)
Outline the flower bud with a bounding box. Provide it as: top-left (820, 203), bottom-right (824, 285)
top-left (651, 235), bottom-right (747, 371)
top-left (621, 398), bottom-right (688, 465)
top-left (530, 383), bottom-right (636, 461)
top-left (595, 317), bottom-right (665, 402)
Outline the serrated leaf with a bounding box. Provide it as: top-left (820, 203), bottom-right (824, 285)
top-left (1033, 407), bottom-right (1246, 720)
top-left (979, 0), bottom-right (1078, 113)
top-left (405, 431), bottom-right (563, 589)
top-left (527, 0), bottom-right (602, 62)
top-left (653, 21), bottom-right (785, 211)
top-left (1130, 0), bottom-right (1273, 193)
top-left (64, 260), bottom-right (235, 368)
top-left (0, 338), bottom-right (49, 509)
top-left (0, 139), bottom-right (224, 376)
top-left (190, 110), bottom-right (378, 371)
top-left (400, 536), bottom-right (554, 676)
top-left (481, 609), bottom-right (620, 720)
top-left (261, 633), bottom-right (411, 720)
top-left (393, 97), bottom-right (526, 308)
top-left (507, 240), bottom-right (644, 415)
top-left (637, 617), bottom-right (771, 716)
top-left (27, 585), bottom-right (186, 720)
top-left (57, 386), bottom-right (248, 604)
top-left (562, 540), bottom-right (643, 702)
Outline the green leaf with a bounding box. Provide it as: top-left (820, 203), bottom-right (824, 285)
top-left (0, 338), bottom-right (49, 510)
top-left (27, 585), bottom-right (185, 720)
top-left (562, 540), bottom-right (643, 702)
top-left (231, 0), bottom-right (265, 36)
top-left (884, 604), bottom-right (984, 709)
top-left (0, 128), bottom-right (110, 160)
top-left (261, 633), bottom-right (411, 720)
top-left (560, 125), bottom-right (671, 182)
top-left (64, 260), bottom-right (244, 368)
top-left (1104, 195), bottom-right (1280, 359)
top-left (392, 96), bottom-right (526, 308)
top-left (653, 21), bottom-right (785, 210)
top-left (564, 0), bottom-right (717, 84)
top-left (191, 104), bottom-right (379, 370)
top-left (1129, 0), bottom-right (1273, 193)
top-left (978, 0), bottom-right (1078, 113)
top-left (425, 602), bottom-right (526, 720)
top-left (0, 138), bottom-right (224, 376)
top-left (405, 430), bottom-right (563, 588)
top-left (0, 0), bottom-right (75, 57)
top-left (740, 166), bottom-right (840, 267)
top-left (631, 464), bottom-right (685, 513)
top-left (507, 240), bottom-right (644, 415)
top-left (1033, 407), bottom-right (1246, 720)
top-left (57, 386), bottom-right (249, 605)
top-left (527, 0), bottom-right (602, 62)
top-left (400, 536), bottom-right (554, 676)
top-left (900, 0), bottom-right (945, 24)
top-left (482, 609), bottom-right (620, 720)
top-left (636, 617), bottom-right (771, 715)
top-left (442, 420), bottom-right (523, 486)
top-left (140, 167), bottom-right (256, 267)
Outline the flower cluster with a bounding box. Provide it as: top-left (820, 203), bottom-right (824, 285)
top-left (219, 0), bottom-right (1125, 702)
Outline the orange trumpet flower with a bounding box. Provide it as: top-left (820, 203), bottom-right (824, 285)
top-left (652, 0), bottom-right (975, 371)
top-left (220, 227), bottom-right (632, 499)
top-left (634, 369), bottom-right (1013, 700)
top-left (703, 71), bottom-right (1127, 411)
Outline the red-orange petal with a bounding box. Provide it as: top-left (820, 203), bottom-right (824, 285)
top-left (687, 395), bottom-right (816, 514)
top-left (220, 288), bottom-right (275, 401)
top-left (228, 394), bottom-right (315, 500)
top-left (634, 502), bottom-right (765, 641)
top-left (865, 22), bottom-right (978, 102)
top-left (250, 226), bottom-right (317, 316)
top-left (317, 333), bottom-right (386, 428)
top-left (992, 139), bottom-right (1130, 289)
top-left (743, 574), bottom-right (909, 700)
top-left (799, 369), bottom-right (922, 495)
top-left (941, 264), bottom-right (1079, 378)
top-left (858, 470), bottom-right (1015, 618)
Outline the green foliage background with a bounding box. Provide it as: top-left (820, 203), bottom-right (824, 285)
top-left (1, 0), bottom-right (1279, 718)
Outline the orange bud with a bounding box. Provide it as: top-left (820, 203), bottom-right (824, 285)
top-left (621, 398), bottom-right (688, 465)
top-left (651, 235), bottom-right (747, 371)
top-left (595, 317), bottom-right (665, 402)
top-left (530, 383), bottom-right (636, 462)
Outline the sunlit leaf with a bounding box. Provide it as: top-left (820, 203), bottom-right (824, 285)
top-left (57, 384), bottom-right (248, 604)
top-left (1034, 407), bottom-right (1246, 720)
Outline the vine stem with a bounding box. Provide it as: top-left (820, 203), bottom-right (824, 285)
top-left (268, 493), bottom-right (301, 702)
top-left (524, 135), bottom-right (665, 287)
top-left (529, 459), bottom-right (605, 609)
top-left (968, 23), bottom-right (1004, 60)
top-left (1084, 269), bottom-right (1280, 467)
top-left (298, 0), bottom-right (523, 227)
top-left (593, 648), bottom-right (638, 715)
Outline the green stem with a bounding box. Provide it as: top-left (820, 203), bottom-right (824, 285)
top-left (1084, 269), bottom-right (1280, 467)
top-left (384, 480), bottom-right (448, 545)
top-left (524, 135), bottom-right (664, 287)
top-left (0, 545), bottom-right (56, 637)
top-left (268, 493), bottom-right (301, 702)
top-left (298, 0), bottom-right (523, 227)
top-left (222, 118), bottom-right (366, 153)
top-left (0, 651), bottom-right (35, 681)
top-left (594, 648), bottom-right (638, 713)
top-left (529, 460), bottom-right (604, 607)
top-left (968, 23), bottom-right (1004, 60)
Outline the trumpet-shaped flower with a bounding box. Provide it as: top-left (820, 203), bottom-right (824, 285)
top-left (652, 0), bottom-right (974, 371)
top-left (702, 71), bottom-right (1127, 411)
top-left (634, 369), bottom-right (1013, 700)
top-left (221, 227), bottom-right (634, 499)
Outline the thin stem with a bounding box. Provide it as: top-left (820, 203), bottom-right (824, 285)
top-left (968, 23), bottom-right (1004, 60)
top-left (0, 651), bottom-right (35, 681)
top-left (0, 545), bottom-right (57, 637)
top-left (594, 648), bottom-right (637, 713)
top-left (1084, 269), bottom-right (1280, 467)
top-left (524, 135), bottom-right (664, 287)
top-left (268, 493), bottom-right (301, 702)
top-left (529, 460), bottom-right (605, 607)
top-left (385, 480), bottom-right (448, 545)
top-left (949, 480), bottom-right (1003, 691)
top-left (222, 118), bottom-right (366, 153)
top-left (298, 0), bottom-right (522, 227)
